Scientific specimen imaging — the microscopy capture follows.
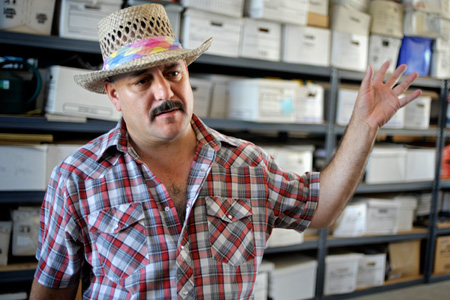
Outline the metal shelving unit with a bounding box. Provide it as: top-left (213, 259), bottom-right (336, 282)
top-left (1, 31), bottom-right (450, 299)
top-left (0, 191), bottom-right (46, 204)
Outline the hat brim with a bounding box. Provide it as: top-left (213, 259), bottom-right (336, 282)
top-left (74, 38), bottom-right (213, 94)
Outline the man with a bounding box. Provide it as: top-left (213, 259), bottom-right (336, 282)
top-left (30, 3), bottom-right (421, 300)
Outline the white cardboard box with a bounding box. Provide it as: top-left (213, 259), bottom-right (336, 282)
top-left (403, 95), bottom-right (432, 129)
top-left (403, 9), bottom-right (445, 38)
top-left (296, 84), bottom-right (325, 123)
top-left (45, 66), bottom-right (121, 121)
top-left (240, 18), bottom-right (281, 61)
top-left (255, 260), bottom-right (275, 300)
top-left (331, 0), bottom-right (370, 13)
top-left (433, 37), bottom-right (450, 53)
top-left (182, 8), bottom-right (243, 57)
top-left (402, 0), bottom-right (450, 16)
top-left (245, 0), bottom-right (309, 26)
top-left (266, 228), bottom-right (304, 248)
top-left (0, 144), bottom-right (82, 191)
top-left (268, 255), bottom-right (318, 300)
top-left (58, 0), bottom-right (122, 41)
top-left (431, 51), bottom-right (450, 79)
top-left (330, 4), bottom-right (371, 35)
top-left (308, 0), bottom-right (328, 16)
top-left (332, 202), bottom-right (367, 237)
top-left (369, 0), bottom-right (404, 38)
top-left (263, 145), bottom-right (314, 174)
top-left (0, 0), bottom-right (56, 35)
top-left (336, 87), bottom-right (358, 125)
top-left (365, 147), bottom-right (407, 184)
top-left (331, 31), bottom-right (368, 72)
top-left (393, 196), bottom-right (418, 231)
top-left (0, 221), bottom-right (12, 266)
top-left (368, 35), bottom-right (402, 74)
top-left (195, 74), bottom-right (247, 119)
top-left (12, 207), bottom-right (40, 256)
top-left (127, 1), bottom-right (183, 37)
top-left (0, 145), bottom-right (48, 191)
top-left (324, 253), bottom-right (363, 295)
top-left (405, 147), bottom-right (436, 182)
top-left (364, 198), bottom-right (400, 235)
top-left (181, 0), bottom-right (245, 18)
top-left (190, 77), bottom-right (212, 118)
top-left (357, 253), bottom-right (386, 288)
top-left (282, 25), bottom-right (331, 67)
top-left (228, 79), bottom-right (299, 123)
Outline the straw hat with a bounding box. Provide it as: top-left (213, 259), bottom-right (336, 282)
top-left (74, 4), bottom-right (212, 94)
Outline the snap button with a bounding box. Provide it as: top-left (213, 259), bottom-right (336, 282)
top-left (165, 206), bottom-right (170, 212)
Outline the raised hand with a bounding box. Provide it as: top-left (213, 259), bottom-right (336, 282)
top-left (352, 61), bottom-right (422, 130)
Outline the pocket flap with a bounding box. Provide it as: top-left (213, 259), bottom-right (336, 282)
top-left (206, 197), bottom-right (252, 222)
top-left (88, 202), bottom-right (145, 234)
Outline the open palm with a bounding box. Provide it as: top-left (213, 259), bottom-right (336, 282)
top-left (352, 61), bottom-right (422, 129)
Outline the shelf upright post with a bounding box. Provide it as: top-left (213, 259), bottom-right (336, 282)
top-left (424, 79), bottom-right (449, 283)
top-left (315, 67), bottom-right (340, 299)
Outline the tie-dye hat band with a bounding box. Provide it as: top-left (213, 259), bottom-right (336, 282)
top-left (103, 36), bottom-right (183, 71)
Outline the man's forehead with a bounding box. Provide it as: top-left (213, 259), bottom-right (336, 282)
top-left (109, 59), bottom-right (185, 82)
top-left (129, 60), bottom-right (185, 77)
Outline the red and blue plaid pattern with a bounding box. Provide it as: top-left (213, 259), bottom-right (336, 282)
top-left (35, 115), bottom-right (319, 299)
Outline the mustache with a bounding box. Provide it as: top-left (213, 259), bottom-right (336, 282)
top-left (149, 100), bottom-right (185, 121)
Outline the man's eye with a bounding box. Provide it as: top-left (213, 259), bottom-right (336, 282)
top-left (168, 71), bottom-right (180, 78)
top-left (136, 78), bottom-right (150, 85)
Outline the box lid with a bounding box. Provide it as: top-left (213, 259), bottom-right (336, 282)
top-left (325, 253), bottom-right (364, 263)
top-left (363, 198), bottom-right (401, 208)
top-left (268, 255), bottom-right (318, 275)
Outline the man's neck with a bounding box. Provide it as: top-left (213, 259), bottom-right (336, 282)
top-left (130, 125), bottom-right (197, 171)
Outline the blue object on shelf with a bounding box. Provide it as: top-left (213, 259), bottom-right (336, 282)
top-left (397, 36), bottom-right (433, 77)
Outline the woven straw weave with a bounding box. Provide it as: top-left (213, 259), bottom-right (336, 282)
top-left (74, 4), bottom-right (212, 94)
top-left (98, 4), bottom-right (175, 61)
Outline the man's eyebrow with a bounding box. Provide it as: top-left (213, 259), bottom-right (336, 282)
top-left (164, 62), bottom-right (182, 70)
top-left (128, 62), bottom-right (181, 77)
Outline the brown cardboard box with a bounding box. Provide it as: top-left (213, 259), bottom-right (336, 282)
top-left (434, 236), bottom-right (450, 274)
top-left (307, 12), bottom-right (329, 28)
top-left (388, 240), bottom-right (421, 279)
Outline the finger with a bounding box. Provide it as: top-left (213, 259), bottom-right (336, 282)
top-left (360, 65), bottom-right (373, 91)
top-left (373, 61), bottom-right (390, 83)
top-left (399, 89), bottom-right (422, 107)
top-left (385, 64), bottom-right (407, 88)
top-left (393, 71), bottom-right (419, 96)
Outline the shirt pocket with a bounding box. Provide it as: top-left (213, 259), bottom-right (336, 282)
top-left (206, 196), bottom-right (256, 267)
top-left (87, 202), bottom-right (149, 283)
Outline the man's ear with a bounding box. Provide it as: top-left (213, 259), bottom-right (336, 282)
top-left (104, 81), bottom-right (122, 112)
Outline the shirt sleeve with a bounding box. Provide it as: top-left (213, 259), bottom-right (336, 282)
top-left (34, 166), bottom-right (83, 289)
top-left (265, 155), bottom-right (320, 232)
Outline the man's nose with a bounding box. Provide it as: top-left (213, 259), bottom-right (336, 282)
top-left (152, 75), bottom-right (173, 100)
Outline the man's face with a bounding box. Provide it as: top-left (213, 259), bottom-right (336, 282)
top-left (104, 60), bottom-right (194, 145)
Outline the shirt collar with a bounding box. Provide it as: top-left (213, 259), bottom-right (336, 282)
top-left (95, 115), bottom-right (239, 162)
top-left (191, 114), bottom-right (239, 150)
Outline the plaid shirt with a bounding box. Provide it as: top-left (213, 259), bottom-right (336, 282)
top-left (35, 115), bottom-right (319, 299)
